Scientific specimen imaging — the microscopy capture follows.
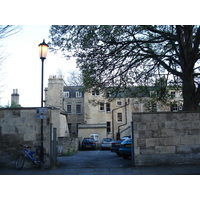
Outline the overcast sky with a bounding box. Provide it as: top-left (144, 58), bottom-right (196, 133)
top-left (0, 25), bottom-right (76, 107)
top-left (0, 1), bottom-right (196, 108)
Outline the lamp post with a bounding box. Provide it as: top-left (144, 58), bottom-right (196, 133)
top-left (38, 39), bottom-right (49, 168)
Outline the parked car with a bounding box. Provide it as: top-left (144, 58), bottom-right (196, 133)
top-left (101, 138), bottom-right (114, 150)
top-left (110, 139), bottom-right (124, 155)
top-left (82, 138), bottom-right (96, 150)
top-left (89, 134), bottom-right (99, 142)
top-left (119, 138), bottom-right (132, 159)
top-left (110, 136), bottom-right (131, 156)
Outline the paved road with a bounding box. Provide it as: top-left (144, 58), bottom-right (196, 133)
top-left (58, 149), bottom-right (133, 169)
top-left (1, 150), bottom-right (200, 175)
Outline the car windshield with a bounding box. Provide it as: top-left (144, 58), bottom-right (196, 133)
top-left (102, 138), bottom-right (113, 142)
top-left (83, 138), bottom-right (95, 142)
top-left (124, 138), bottom-right (132, 142)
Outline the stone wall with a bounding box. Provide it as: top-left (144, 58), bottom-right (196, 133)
top-left (0, 107), bottom-right (69, 168)
top-left (78, 124), bottom-right (107, 142)
top-left (133, 112), bottom-right (200, 166)
top-left (57, 137), bottom-right (79, 156)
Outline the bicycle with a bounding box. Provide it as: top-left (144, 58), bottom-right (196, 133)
top-left (15, 145), bottom-right (53, 170)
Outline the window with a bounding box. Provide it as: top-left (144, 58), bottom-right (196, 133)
top-left (99, 103), bottom-right (105, 111)
top-left (171, 104), bottom-right (178, 112)
top-left (64, 92), bottom-right (70, 98)
top-left (117, 113), bottom-right (122, 122)
top-left (67, 105), bottom-right (71, 113)
top-left (117, 101), bottom-right (122, 106)
top-left (76, 104), bottom-right (81, 114)
top-left (106, 103), bottom-right (111, 112)
top-left (171, 91), bottom-right (176, 98)
top-left (76, 91), bottom-right (82, 98)
top-left (107, 121), bottom-right (111, 133)
top-left (92, 90), bottom-right (99, 96)
top-left (151, 103), bottom-right (157, 112)
top-left (68, 123), bottom-right (72, 133)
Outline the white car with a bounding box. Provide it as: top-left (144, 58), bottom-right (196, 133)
top-left (101, 138), bottom-right (114, 150)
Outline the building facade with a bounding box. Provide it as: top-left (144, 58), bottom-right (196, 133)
top-left (45, 76), bottom-right (183, 141)
top-left (45, 76), bottom-right (84, 136)
top-left (81, 88), bottom-right (183, 140)
top-left (63, 85), bottom-right (84, 135)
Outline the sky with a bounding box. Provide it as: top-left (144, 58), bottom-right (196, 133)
top-left (0, 25), bottom-right (77, 107)
top-left (0, 0), bottom-right (197, 108)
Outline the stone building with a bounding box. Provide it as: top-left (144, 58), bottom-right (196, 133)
top-left (45, 75), bottom-right (64, 109)
top-left (45, 76), bottom-right (84, 136)
top-left (79, 87), bottom-right (183, 141)
top-left (63, 85), bottom-right (84, 135)
top-left (45, 76), bottom-right (183, 141)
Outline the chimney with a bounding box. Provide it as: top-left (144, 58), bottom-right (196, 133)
top-left (11, 89), bottom-right (19, 105)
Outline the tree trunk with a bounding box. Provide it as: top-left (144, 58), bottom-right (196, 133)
top-left (182, 73), bottom-right (199, 111)
top-left (176, 26), bottom-right (200, 111)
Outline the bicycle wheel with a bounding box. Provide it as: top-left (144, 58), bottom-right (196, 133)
top-left (43, 153), bottom-right (53, 169)
top-left (15, 155), bottom-right (25, 170)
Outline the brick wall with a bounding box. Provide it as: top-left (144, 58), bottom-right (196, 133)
top-left (133, 112), bottom-right (200, 166)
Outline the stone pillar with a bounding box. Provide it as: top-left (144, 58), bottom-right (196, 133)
top-left (45, 75), bottom-right (64, 108)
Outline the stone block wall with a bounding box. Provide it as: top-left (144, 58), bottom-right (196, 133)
top-left (133, 112), bottom-right (200, 166)
top-left (57, 137), bottom-right (79, 156)
top-left (78, 124), bottom-right (107, 142)
top-left (0, 107), bottom-right (69, 168)
top-left (0, 108), bottom-right (52, 168)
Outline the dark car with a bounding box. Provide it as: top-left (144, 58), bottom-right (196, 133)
top-left (119, 138), bottom-right (132, 159)
top-left (101, 138), bottom-right (114, 150)
top-left (82, 138), bottom-right (96, 150)
top-left (110, 139), bottom-right (124, 155)
top-left (110, 136), bottom-right (131, 156)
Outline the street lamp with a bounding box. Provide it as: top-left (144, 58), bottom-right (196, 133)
top-left (38, 39), bottom-right (49, 168)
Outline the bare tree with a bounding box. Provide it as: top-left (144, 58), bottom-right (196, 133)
top-left (0, 25), bottom-right (21, 95)
top-left (0, 25), bottom-right (21, 39)
top-left (57, 68), bottom-right (83, 86)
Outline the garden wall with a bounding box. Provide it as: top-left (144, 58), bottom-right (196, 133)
top-left (57, 137), bottom-right (79, 156)
top-left (133, 112), bottom-right (200, 166)
top-left (0, 107), bottom-right (69, 168)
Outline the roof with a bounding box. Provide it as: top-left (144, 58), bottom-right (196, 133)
top-left (63, 86), bottom-right (84, 98)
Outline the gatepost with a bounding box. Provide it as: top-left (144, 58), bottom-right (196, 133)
top-left (131, 121), bottom-right (135, 167)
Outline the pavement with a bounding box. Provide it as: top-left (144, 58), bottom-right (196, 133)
top-left (1, 150), bottom-right (200, 175)
top-left (1, 162), bottom-right (200, 175)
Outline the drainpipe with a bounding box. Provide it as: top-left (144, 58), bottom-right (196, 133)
top-left (112, 98), bottom-right (130, 140)
top-left (118, 99), bottom-right (130, 135)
